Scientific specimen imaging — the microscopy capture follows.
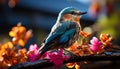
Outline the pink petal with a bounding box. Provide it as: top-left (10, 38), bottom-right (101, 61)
top-left (63, 55), bottom-right (70, 61)
top-left (28, 44), bottom-right (40, 62)
top-left (41, 52), bottom-right (51, 59)
top-left (29, 53), bottom-right (40, 62)
top-left (90, 37), bottom-right (102, 52)
top-left (42, 49), bottom-right (67, 67)
top-left (29, 44), bottom-right (39, 51)
top-left (59, 48), bottom-right (63, 55)
top-left (54, 60), bottom-right (63, 67)
top-left (90, 37), bottom-right (99, 45)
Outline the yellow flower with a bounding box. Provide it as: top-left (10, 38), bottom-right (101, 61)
top-left (66, 62), bottom-right (81, 69)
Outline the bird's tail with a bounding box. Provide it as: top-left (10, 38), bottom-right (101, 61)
top-left (38, 43), bottom-right (49, 56)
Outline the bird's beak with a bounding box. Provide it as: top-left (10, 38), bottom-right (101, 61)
top-left (78, 12), bottom-right (87, 15)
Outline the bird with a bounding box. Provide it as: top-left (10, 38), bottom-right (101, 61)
top-left (39, 7), bottom-right (87, 56)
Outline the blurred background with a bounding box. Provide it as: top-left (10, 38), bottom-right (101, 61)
top-left (0, 0), bottom-right (120, 69)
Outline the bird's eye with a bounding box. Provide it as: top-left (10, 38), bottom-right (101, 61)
top-left (70, 11), bottom-right (76, 14)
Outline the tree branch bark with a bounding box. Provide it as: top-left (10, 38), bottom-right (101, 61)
top-left (9, 53), bottom-right (120, 69)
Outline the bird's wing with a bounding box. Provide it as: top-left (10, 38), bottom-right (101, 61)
top-left (40, 21), bottom-right (77, 56)
top-left (59, 28), bottom-right (76, 43)
top-left (44, 21), bottom-right (77, 44)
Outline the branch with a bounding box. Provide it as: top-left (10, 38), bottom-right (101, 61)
top-left (9, 53), bottom-right (120, 69)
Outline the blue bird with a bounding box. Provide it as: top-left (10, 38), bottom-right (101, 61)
top-left (39, 7), bottom-right (87, 56)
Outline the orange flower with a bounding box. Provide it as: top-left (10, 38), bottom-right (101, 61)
top-left (67, 41), bottom-right (84, 56)
top-left (100, 34), bottom-right (113, 49)
top-left (80, 31), bottom-right (91, 38)
top-left (2, 42), bottom-right (13, 49)
top-left (0, 62), bottom-right (8, 69)
top-left (9, 23), bottom-right (32, 46)
top-left (68, 41), bottom-right (79, 51)
top-left (9, 23), bottom-right (26, 37)
top-left (66, 62), bottom-right (80, 69)
top-left (0, 46), bottom-right (4, 61)
top-left (0, 44), bottom-right (28, 68)
top-left (0, 23), bottom-right (31, 69)
top-left (17, 48), bottom-right (28, 63)
top-left (0, 42), bottom-right (13, 61)
top-left (2, 47), bottom-right (16, 66)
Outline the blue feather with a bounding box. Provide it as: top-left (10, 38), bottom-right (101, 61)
top-left (59, 28), bottom-right (76, 43)
top-left (45, 21), bottom-right (71, 44)
top-left (59, 36), bottom-right (69, 43)
top-left (59, 7), bottom-right (77, 17)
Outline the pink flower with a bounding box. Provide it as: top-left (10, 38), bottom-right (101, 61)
top-left (89, 37), bottom-right (102, 52)
top-left (28, 44), bottom-right (40, 62)
top-left (43, 48), bottom-right (69, 67)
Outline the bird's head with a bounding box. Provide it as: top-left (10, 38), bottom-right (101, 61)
top-left (57, 7), bottom-right (87, 23)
